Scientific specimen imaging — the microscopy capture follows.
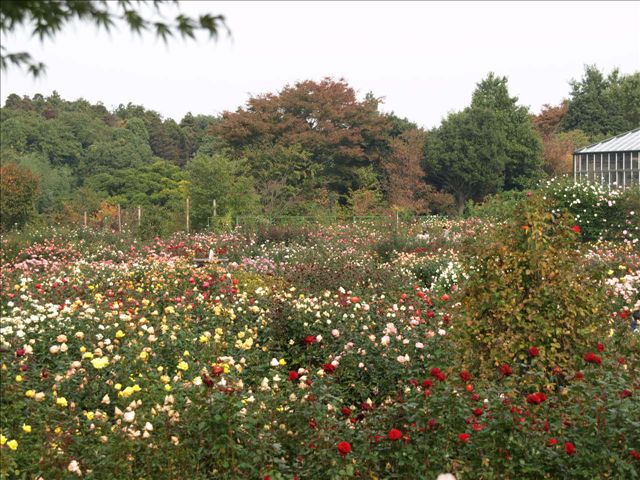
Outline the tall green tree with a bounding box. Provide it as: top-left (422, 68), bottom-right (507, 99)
top-left (470, 73), bottom-right (543, 189)
top-left (424, 73), bottom-right (544, 213)
top-left (187, 152), bottom-right (259, 229)
top-left (424, 107), bottom-right (507, 214)
top-left (561, 65), bottom-right (640, 137)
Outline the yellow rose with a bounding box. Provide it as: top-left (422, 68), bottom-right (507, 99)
top-left (176, 361), bottom-right (188, 371)
top-left (22, 424), bottom-right (31, 433)
top-left (7, 439), bottom-right (18, 451)
top-left (91, 357), bottom-right (109, 369)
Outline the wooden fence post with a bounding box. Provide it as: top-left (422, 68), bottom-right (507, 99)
top-left (117, 204), bottom-right (122, 233)
top-left (186, 197), bottom-right (190, 234)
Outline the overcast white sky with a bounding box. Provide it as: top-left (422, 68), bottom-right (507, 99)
top-left (1, 1), bottom-right (639, 129)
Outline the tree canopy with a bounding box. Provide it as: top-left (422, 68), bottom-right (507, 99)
top-left (560, 65), bottom-right (640, 137)
top-left (424, 74), bottom-right (544, 213)
top-left (0, 66), bottom-right (637, 231)
top-left (213, 78), bottom-right (395, 205)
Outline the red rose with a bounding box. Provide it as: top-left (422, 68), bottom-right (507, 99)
top-left (571, 225), bottom-right (581, 233)
top-left (440, 294), bottom-right (450, 302)
top-left (526, 392), bottom-right (548, 405)
top-left (459, 370), bottom-right (473, 382)
top-left (584, 352), bottom-right (602, 364)
top-left (574, 371), bottom-right (585, 380)
top-left (596, 342), bottom-right (604, 352)
top-left (337, 441), bottom-right (352, 456)
top-left (499, 364), bottom-right (513, 376)
top-left (308, 419), bottom-right (317, 429)
top-left (388, 429), bottom-right (402, 441)
top-left (322, 363), bottom-right (336, 374)
top-left (430, 367), bottom-right (446, 381)
top-left (528, 346), bottom-right (540, 357)
top-left (618, 357), bottom-right (626, 365)
top-left (350, 296), bottom-right (360, 304)
top-left (458, 433), bottom-right (471, 442)
top-left (288, 371), bottom-right (299, 381)
top-left (564, 442), bottom-right (576, 455)
top-left (471, 422), bottom-right (485, 432)
top-left (472, 408), bottom-right (484, 417)
top-left (619, 389), bottom-right (632, 399)
top-left (15, 348), bottom-right (25, 357)
top-left (341, 407), bottom-right (351, 416)
top-left (422, 379), bottom-right (433, 388)
top-left (631, 450), bottom-right (640, 460)
top-left (547, 438), bottom-right (558, 447)
top-left (304, 335), bottom-right (316, 345)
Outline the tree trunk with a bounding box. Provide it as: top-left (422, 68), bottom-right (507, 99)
top-left (455, 192), bottom-right (466, 215)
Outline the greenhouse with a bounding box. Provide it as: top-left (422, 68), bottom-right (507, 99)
top-left (573, 128), bottom-right (640, 189)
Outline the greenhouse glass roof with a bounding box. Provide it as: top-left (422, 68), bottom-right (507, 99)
top-left (575, 128), bottom-right (640, 154)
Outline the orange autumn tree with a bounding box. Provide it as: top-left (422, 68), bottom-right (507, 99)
top-left (533, 102), bottom-right (590, 176)
top-left (383, 128), bottom-right (429, 213)
top-left (212, 78), bottom-right (393, 208)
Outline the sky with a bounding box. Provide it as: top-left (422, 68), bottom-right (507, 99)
top-left (1, 1), bottom-right (639, 129)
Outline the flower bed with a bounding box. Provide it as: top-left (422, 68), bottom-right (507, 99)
top-left (1, 219), bottom-right (638, 479)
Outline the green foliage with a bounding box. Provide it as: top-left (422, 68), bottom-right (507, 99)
top-left (187, 152), bottom-right (260, 229)
top-left (470, 73), bottom-right (544, 190)
top-left (424, 106), bottom-right (508, 213)
top-left (10, 151), bottom-right (73, 212)
top-left (425, 74), bottom-right (544, 214)
top-left (561, 65), bottom-right (640, 137)
top-left (0, 0), bottom-right (227, 76)
top-left (466, 190), bottom-right (527, 221)
top-left (454, 193), bottom-right (612, 378)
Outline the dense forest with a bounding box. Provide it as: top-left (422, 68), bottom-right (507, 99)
top-left (1, 65), bottom-right (638, 233)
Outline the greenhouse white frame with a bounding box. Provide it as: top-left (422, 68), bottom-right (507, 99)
top-left (573, 128), bottom-right (640, 189)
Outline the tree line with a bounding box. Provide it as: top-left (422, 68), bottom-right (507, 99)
top-left (1, 65), bottom-right (638, 233)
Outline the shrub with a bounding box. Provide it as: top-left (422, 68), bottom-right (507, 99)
top-left (543, 178), bottom-right (636, 242)
top-left (453, 192), bottom-right (614, 379)
top-left (0, 163), bottom-right (40, 232)
top-left (466, 190), bottom-right (527, 221)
